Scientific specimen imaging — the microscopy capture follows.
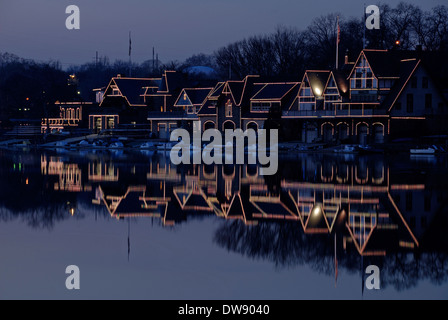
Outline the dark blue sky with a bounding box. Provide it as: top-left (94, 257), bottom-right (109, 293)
top-left (0, 0), bottom-right (445, 67)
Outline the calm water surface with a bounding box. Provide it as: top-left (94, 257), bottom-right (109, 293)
top-left (0, 148), bottom-right (447, 300)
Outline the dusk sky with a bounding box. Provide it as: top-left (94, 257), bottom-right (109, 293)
top-left (0, 0), bottom-right (446, 68)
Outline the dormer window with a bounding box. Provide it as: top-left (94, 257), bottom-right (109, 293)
top-left (111, 85), bottom-right (120, 96)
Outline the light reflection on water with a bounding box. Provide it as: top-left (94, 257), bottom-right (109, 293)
top-left (0, 149), bottom-right (447, 299)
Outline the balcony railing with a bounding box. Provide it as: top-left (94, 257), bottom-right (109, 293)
top-left (283, 103), bottom-right (385, 118)
top-left (147, 111), bottom-right (199, 120)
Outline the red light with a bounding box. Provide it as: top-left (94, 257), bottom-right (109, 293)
top-left (395, 40), bottom-right (400, 45)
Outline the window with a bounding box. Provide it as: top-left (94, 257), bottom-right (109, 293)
top-left (425, 94), bottom-right (432, 109)
top-left (107, 117), bottom-right (115, 129)
top-left (422, 77), bottom-right (429, 89)
top-left (411, 77), bottom-right (417, 89)
top-left (356, 79), bottom-right (362, 88)
top-left (406, 94), bottom-right (414, 113)
top-left (366, 79), bottom-right (372, 88)
top-left (225, 100), bottom-right (232, 117)
top-left (251, 102), bottom-right (270, 112)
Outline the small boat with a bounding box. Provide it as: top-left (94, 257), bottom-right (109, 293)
top-left (357, 145), bottom-right (384, 154)
top-left (334, 145), bottom-right (358, 154)
top-left (109, 142), bottom-right (124, 149)
top-left (140, 142), bottom-right (158, 149)
top-left (410, 147), bottom-right (436, 155)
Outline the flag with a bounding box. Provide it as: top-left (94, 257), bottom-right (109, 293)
top-left (337, 17), bottom-right (341, 44)
top-left (129, 31), bottom-right (132, 57)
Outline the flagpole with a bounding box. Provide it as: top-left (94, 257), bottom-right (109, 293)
top-left (363, 4), bottom-right (367, 49)
top-left (129, 31), bottom-right (132, 77)
top-left (336, 16), bottom-right (340, 70)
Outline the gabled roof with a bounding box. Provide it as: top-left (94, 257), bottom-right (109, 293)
top-left (102, 77), bottom-right (158, 106)
top-left (157, 70), bottom-right (183, 94)
top-left (197, 76), bottom-right (261, 115)
top-left (301, 71), bottom-right (331, 98)
top-left (208, 82), bottom-right (226, 99)
top-left (349, 49), bottom-right (418, 79)
top-left (225, 81), bottom-right (245, 104)
top-left (250, 189), bottom-right (300, 221)
top-left (98, 185), bottom-right (165, 218)
top-left (222, 75), bottom-right (260, 106)
top-left (251, 82), bottom-right (299, 101)
top-left (174, 88), bottom-right (213, 107)
top-left (382, 59), bottom-right (421, 112)
top-left (173, 186), bottom-right (214, 212)
top-left (328, 70), bottom-right (350, 98)
top-left (225, 193), bottom-right (258, 225)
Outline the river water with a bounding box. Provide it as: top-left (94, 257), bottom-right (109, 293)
top-left (0, 148), bottom-right (447, 299)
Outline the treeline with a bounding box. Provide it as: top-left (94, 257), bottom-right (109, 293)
top-left (1, 2), bottom-right (447, 119)
top-left (0, 53), bottom-right (78, 120)
top-left (215, 3), bottom-right (448, 80)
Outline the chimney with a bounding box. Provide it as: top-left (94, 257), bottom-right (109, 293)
top-left (344, 50), bottom-right (349, 65)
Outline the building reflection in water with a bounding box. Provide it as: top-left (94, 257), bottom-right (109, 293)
top-left (8, 151), bottom-right (447, 290)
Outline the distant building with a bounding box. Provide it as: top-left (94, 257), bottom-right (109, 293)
top-left (41, 101), bottom-right (94, 134)
top-left (197, 75), bottom-right (299, 134)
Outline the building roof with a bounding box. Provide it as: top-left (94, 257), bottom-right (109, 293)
top-left (174, 88), bottom-right (213, 107)
top-left (382, 59), bottom-right (421, 112)
top-left (304, 71), bottom-right (331, 98)
top-left (351, 49), bottom-right (418, 79)
top-left (101, 77), bottom-right (159, 107)
top-left (157, 70), bottom-right (183, 94)
top-left (331, 70), bottom-right (350, 98)
top-left (208, 82), bottom-right (226, 99)
top-left (251, 82), bottom-right (299, 101)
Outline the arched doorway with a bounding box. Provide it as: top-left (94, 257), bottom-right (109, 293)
top-left (321, 123), bottom-right (334, 143)
top-left (337, 122), bottom-right (350, 141)
top-left (246, 121), bottom-right (258, 132)
top-left (357, 123), bottom-right (369, 146)
top-left (203, 121), bottom-right (215, 131)
top-left (372, 123), bottom-right (385, 144)
top-left (223, 120), bottom-right (236, 131)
